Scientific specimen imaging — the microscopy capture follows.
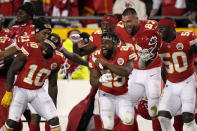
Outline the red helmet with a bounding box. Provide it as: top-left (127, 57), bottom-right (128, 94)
top-left (136, 30), bottom-right (161, 59)
top-left (137, 99), bottom-right (151, 120)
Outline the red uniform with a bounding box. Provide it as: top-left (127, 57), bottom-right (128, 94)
top-left (15, 34), bottom-right (63, 51)
top-left (116, 20), bottom-right (162, 131)
top-left (115, 20), bottom-right (162, 69)
top-left (0, 29), bottom-right (14, 127)
top-left (7, 22), bottom-right (35, 39)
top-left (14, 42), bottom-right (65, 90)
top-left (89, 29), bottom-right (102, 49)
top-left (89, 46), bottom-right (136, 95)
top-left (159, 31), bottom-right (197, 83)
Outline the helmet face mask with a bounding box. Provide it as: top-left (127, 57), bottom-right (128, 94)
top-left (136, 30), bottom-right (161, 62)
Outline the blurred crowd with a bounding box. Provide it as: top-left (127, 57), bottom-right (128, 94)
top-left (0, 0), bottom-right (197, 28)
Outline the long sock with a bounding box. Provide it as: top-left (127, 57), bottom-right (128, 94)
top-left (29, 123), bottom-right (40, 131)
top-left (121, 123), bottom-right (132, 131)
top-left (0, 125), bottom-right (8, 131)
top-left (152, 119), bottom-right (162, 131)
top-left (0, 123), bottom-right (13, 131)
top-left (133, 114), bottom-right (139, 131)
top-left (183, 120), bottom-right (197, 131)
top-left (93, 115), bottom-right (102, 131)
top-left (173, 115), bottom-right (183, 131)
top-left (158, 116), bottom-right (175, 131)
top-left (45, 122), bottom-right (50, 131)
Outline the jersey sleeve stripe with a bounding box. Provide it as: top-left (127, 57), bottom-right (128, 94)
top-left (129, 53), bottom-right (137, 60)
top-left (14, 41), bottom-right (21, 50)
top-left (189, 38), bottom-right (197, 46)
top-left (21, 47), bottom-right (29, 56)
top-left (89, 36), bottom-right (93, 42)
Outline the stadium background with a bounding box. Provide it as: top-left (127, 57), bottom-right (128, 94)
top-left (52, 28), bottom-right (197, 40)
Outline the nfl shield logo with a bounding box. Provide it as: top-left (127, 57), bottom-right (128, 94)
top-left (117, 58), bottom-right (124, 65)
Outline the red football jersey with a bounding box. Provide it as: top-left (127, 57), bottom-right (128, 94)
top-left (89, 46), bottom-right (137, 95)
top-left (0, 29), bottom-right (14, 70)
top-left (115, 20), bottom-right (162, 70)
top-left (159, 31), bottom-right (197, 83)
top-left (7, 22), bottom-right (35, 39)
top-left (14, 42), bottom-right (65, 89)
top-left (89, 29), bottom-right (102, 49)
top-left (15, 34), bottom-right (63, 51)
top-left (15, 34), bottom-right (36, 50)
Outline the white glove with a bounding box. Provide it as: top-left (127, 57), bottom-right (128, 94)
top-left (99, 73), bottom-right (112, 83)
top-left (138, 49), bottom-right (155, 62)
top-left (69, 34), bottom-right (83, 43)
top-left (59, 60), bottom-right (70, 79)
top-left (113, 75), bottom-right (121, 81)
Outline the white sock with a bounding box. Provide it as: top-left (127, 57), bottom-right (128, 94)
top-left (158, 116), bottom-right (175, 131)
top-left (0, 123), bottom-right (13, 131)
top-left (183, 120), bottom-right (197, 131)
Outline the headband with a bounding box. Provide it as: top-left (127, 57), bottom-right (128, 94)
top-left (102, 15), bottom-right (118, 25)
top-left (159, 18), bottom-right (176, 29)
top-left (44, 39), bottom-right (57, 49)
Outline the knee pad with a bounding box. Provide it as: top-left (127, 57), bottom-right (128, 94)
top-left (102, 115), bottom-right (114, 130)
top-left (182, 112), bottom-right (194, 123)
top-left (48, 117), bottom-right (60, 126)
top-left (148, 98), bottom-right (159, 118)
top-left (120, 110), bottom-right (133, 125)
top-left (6, 119), bottom-right (18, 129)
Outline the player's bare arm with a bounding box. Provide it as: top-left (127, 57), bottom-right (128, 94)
top-left (73, 42), bottom-right (96, 56)
top-left (48, 69), bottom-right (59, 106)
top-left (7, 53), bottom-right (26, 92)
top-left (95, 55), bottom-right (134, 76)
top-left (60, 48), bottom-right (89, 67)
top-left (90, 68), bottom-right (101, 88)
top-left (0, 46), bottom-right (18, 60)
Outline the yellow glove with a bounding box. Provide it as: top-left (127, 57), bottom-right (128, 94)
top-left (1, 91), bottom-right (13, 107)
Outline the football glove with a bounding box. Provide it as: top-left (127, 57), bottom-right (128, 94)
top-left (1, 91), bottom-right (13, 107)
top-left (138, 48), bottom-right (156, 62)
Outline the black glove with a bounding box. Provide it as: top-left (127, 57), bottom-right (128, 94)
top-left (79, 32), bottom-right (90, 44)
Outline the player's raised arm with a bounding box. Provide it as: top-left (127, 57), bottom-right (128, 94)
top-left (72, 32), bottom-right (96, 56)
top-left (60, 48), bottom-right (89, 67)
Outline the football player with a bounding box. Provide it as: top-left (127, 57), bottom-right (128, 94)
top-left (0, 33), bottom-right (65, 131)
top-left (157, 17), bottom-right (197, 131)
top-left (115, 8), bottom-right (162, 131)
top-left (89, 32), bottom-right (137, 130)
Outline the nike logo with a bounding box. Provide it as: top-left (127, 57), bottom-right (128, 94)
top-left (150, 74), bottom-right (157, 77)
top-left (186, 81), bottom-right (191, 84)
